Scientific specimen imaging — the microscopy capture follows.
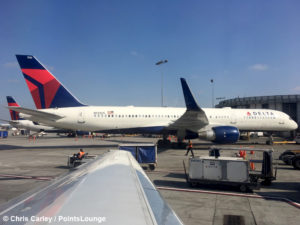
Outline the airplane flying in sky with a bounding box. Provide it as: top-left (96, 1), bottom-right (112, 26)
top-left (3, 96), bottom-right (67, 133)
top-left (10, 55), bottom-right (298, 144)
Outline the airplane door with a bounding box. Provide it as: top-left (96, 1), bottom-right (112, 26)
top-left (279, 118), bottom-right (285, 125)
top-left (230, 112), bottom-right (237, 125)
top-left (78, 111), bottom-right (85, 124)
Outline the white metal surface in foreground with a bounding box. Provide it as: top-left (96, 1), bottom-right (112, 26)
top-left (0, 151), bottom-right (183, 225)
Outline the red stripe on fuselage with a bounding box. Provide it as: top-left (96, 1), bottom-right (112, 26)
top-left (22, 69), bottom-right (60, 109)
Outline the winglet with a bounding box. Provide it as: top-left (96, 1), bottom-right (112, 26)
top-left (180, 78), bottom-right (201, 111)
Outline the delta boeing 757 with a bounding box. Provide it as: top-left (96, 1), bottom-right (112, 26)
top-left (10, 55), bottom-right (298, 145)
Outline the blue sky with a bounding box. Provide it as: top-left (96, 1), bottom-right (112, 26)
top-left (1, 0), bottom-right (300, 120)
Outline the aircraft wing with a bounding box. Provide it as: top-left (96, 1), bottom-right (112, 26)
top-left (7, 106), bottom-right (64, 121)
top-left (0, 119), bottom-right (19, 127)
top-left (168, 78), bottom-right (209, 132)
top-left (0, 151), bottom-right (183, 225)
top-left (0, 118), bottom-right (11, 123)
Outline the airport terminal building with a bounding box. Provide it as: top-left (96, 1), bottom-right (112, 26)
top-left (216, 95), bottom-right (300, 132)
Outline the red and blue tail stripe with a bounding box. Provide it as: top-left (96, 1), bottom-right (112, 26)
top-left (15, 55), bottom-right (85, 109)
top-left (7, 96), bottom-right (22, 120)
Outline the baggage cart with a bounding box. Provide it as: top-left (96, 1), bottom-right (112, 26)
top-left (119, 143), bottom-right (157, 170)
top-left (184, 156), bottom-right (259, 192)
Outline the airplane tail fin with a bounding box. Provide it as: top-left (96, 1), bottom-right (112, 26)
top-left (15, 55), bottom-right (85, 109)
top-left (7, 96), bottom-right (22, 120)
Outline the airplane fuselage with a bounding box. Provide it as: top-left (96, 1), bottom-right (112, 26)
top-left (10, 120), bottom-right (62, 132)
top-left (21, 106), bottom-right (298, 135)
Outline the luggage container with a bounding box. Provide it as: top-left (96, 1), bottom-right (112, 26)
top-left (184, 146), bottom-right (276, 191)
top-left (185, 156), bottom-right (258, 192)
top-left (208, 146), bottom-right (276, 185)
top-left (2, 131), bottom-right (8, 138)
top-left (119, 143), bottom-right (157, 170)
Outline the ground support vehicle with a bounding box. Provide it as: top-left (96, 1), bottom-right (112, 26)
top-left (184, 146), bottom-right (276, 191)
top-left (119, 143), bottom-right (157, 170)
top-left (67, 154), bottom-right (97, 168)
top-left (279, 150), bottom-right (300, 169)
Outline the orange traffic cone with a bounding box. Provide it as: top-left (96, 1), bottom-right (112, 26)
top-left (250, 162), bottom-right (255, 170)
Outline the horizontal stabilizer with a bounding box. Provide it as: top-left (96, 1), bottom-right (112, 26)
top-left (7, 106), bottom-right (64, 121)
top-left (0, 118), bottom-right (11, 123)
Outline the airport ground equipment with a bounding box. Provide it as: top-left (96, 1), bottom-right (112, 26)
top-left (295, 135), bottom-right (300, 144)
top-left (279, 149), bottom-right (300, 169)
top-left (184, 156), bottom-right (259, 192)
top-left (119, 143), bottom-right (157, 170)
top-left (184, 146), bottom-right (276, 191)
top-left (0, 130), bottom-right (8, 138)
top-left (211, 146), bottom-right (276, 185)
top-left (67, 154), bottom-right (97, 168)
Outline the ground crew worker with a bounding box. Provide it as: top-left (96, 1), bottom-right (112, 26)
top-left (185, 140), bottom-right (194, 157)
top-left (77, 149), bottom-right (85, 159)
top-left (69, 149), bottom-right (86, 166)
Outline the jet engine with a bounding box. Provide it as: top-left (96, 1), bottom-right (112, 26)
top-left (198, 126), bottom-right (240, 144)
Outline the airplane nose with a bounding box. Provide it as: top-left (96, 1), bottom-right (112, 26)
top-left (292, 121), bottom-right (298, 130)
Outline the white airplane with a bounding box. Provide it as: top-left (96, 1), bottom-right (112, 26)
top-left (0, 123), bottom-right (10, 130)
top-left (0, 150), bottom-right (183, 225)
top-left (3, 96), bottom-right (68, 133)
top-left (10, 55), bottom-right (298, 145)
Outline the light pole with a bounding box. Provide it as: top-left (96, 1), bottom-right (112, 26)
top-left (210, 79), bottom-right (214, 108)
top-left (156, 59), bottom-right (168, 107)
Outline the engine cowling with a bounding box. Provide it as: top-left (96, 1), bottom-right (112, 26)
top-left (198, 126), bottom-right (240, 144)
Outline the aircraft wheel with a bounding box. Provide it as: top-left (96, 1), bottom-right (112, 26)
top-left (240, 184), bottom-right (247, 192)
top-left (292, 156), bottom-right (300, 170)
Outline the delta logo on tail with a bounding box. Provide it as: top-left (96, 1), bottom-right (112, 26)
top-left (15, 55), bottom-right (84, 109)
top-left (7, 96), bottom-right (22, 120)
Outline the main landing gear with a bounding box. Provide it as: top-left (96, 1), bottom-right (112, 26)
top-left (266, 134), bottom-right (274, 145)
top-left (157, 134), bottom-right (171, 148)
top-left (157, 135), bottom-right (187, 149)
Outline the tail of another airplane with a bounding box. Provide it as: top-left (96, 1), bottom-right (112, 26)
top-left (15, 55), bottom-right (85, 109)
top-left (6, 96), bottom-right (22, 120)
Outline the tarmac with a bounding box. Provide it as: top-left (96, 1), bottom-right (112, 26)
top-left (0, 134), bottom-right (299, 225)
